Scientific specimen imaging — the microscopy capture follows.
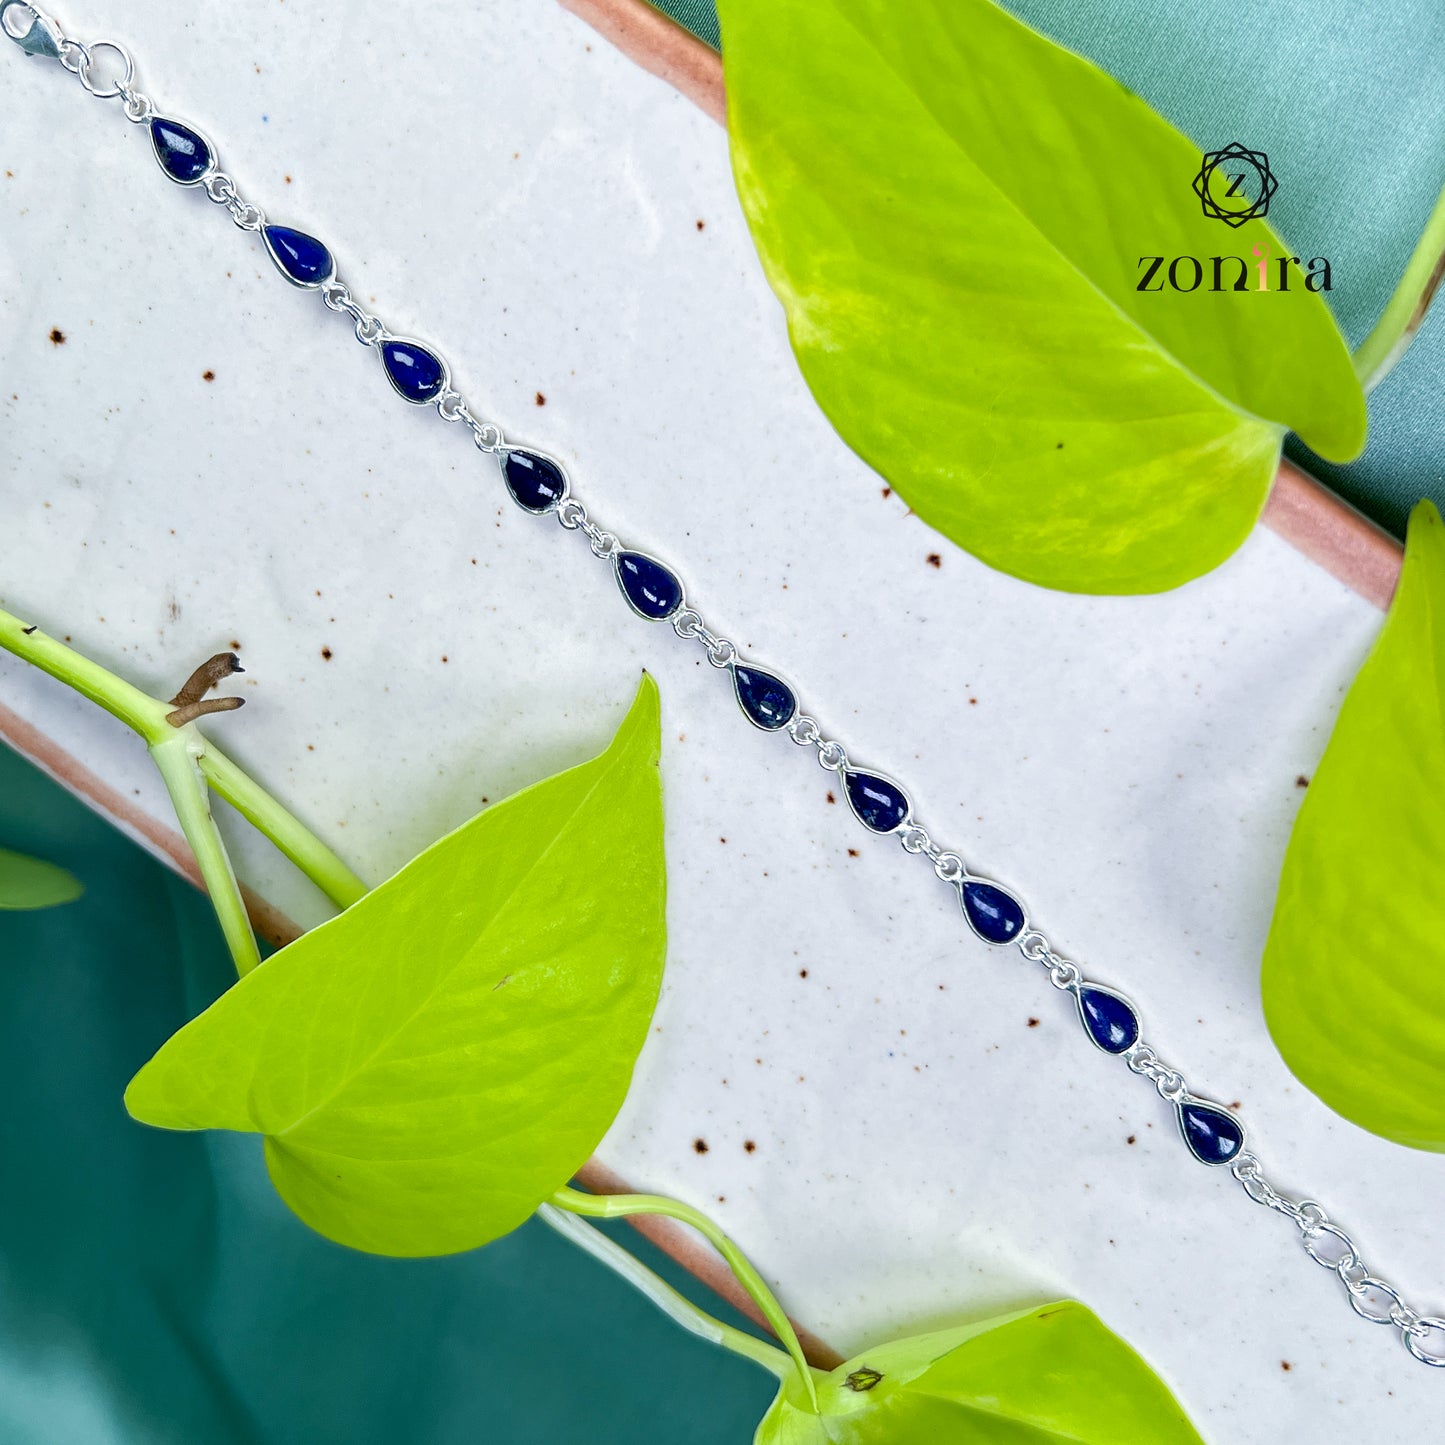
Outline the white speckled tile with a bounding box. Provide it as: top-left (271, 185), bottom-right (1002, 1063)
top-left (0, 3), bottom-right (1437, 1437)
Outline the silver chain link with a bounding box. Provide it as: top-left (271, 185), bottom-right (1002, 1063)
top-left (1229, 1153), bottom-right (1445, 1363)
top-left (9, 0), bottom-right (1439, 1371)
top-left (319, 279), bottom-right (388, 348)
top-left (202, 170), bottom-right (266, 232)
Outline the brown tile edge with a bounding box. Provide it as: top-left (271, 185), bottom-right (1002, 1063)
top-left (558, 0), bottom-right (725, 123)
top-left (1261, 460), bottom-right (1401, 612)
top-left (576, 1157), bottom-right (845, 1369)
top-left (0, 697), bottom-right (304, 948)
top-left (559, 0), bottom-right (1406, 615)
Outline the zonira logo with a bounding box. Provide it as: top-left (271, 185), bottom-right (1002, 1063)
top-left (1138, 148), bottom-right (1333, 293)
top-left (1137, 245), bottom-right (1333, 293)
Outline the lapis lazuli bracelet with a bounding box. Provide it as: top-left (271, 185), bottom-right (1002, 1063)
top-left (5, 1), bottom-right (1441, 1369)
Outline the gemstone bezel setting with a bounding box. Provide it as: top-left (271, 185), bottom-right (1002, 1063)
top-left (262, 224), bottom-right (337, 290)
top-left (149, 115), bottom-right (217, 186)
top-left (958, 876), bottom-right (1027, 945)
top-left (613, 549), bottom-right (684, 622)
top-left (730, 662), bottom-right (798, 732)
top-left (500, 448), bottom-right (570, 516)
top-left (379, 337), bottom-right (449, 406)
top-left (1074, 983), bottom-right (1141, 1055)
top-left (1175, 1094), bottom-right (1246, 1167)
top-left (842, 768), bottom-right (912, 836)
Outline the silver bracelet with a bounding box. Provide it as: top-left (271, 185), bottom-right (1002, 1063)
top-left (5, 0), bottom-right (1441, 1370)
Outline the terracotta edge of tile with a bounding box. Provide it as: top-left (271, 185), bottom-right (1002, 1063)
top-left (557, 0), bottom-right (726, 123)
top-left (1261, 459), bottom-right (1402, 611)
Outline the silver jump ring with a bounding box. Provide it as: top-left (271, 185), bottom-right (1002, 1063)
top-left (1048, 958), bottom-right (1082, 990)
top-left (556, 499), bottom-right (587, 530)
top-left (121, 87), bottom-right (152, 122)
top-left (1016, 930), bottom-right (1050, 962)
top-left (470, 420), bottom-right (505, 453)
top-left (76, 38), bottom-right (132, 97)
top-left (57, 35), bottom-right (86, 73)
top-left (788, 717), bottom-right (821, 748)
top-left (204, 172), bottom-right (237, 205)
top-left (231, 202), bottom-right (266, 232)
top-left (670, 609), bottom-right (704, 640)
top-left (934, 851), bottom-right (965, 883)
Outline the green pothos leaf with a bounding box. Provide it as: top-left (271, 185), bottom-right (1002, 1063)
top-left (126, 674), bottom-right (666, 1255)
top-left (1263, 502), bottom-right (1445, 1150)
top-left (717, 0), bottom-right (1365, 594)
top-left (755, 1301), bottom-right (1203, 1444)
top-left (0, 846), bottom-right (83, 911)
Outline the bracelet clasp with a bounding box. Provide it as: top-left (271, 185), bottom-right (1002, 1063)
top-left (1, 1), bottom-right (62, 59)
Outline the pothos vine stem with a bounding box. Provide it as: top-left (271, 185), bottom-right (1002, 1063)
top-left (199, 741), bottom-right (367, 911)
top-left (535, 1203), bottom-right (795, 1380)
top-left (550, 1184), bottom-right (820, 1407)
top-left (0, 605), bottom-right (367, 973)
top-left (149, 731), bottom-right (262, 975)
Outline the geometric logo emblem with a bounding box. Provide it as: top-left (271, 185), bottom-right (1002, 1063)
top-left (1192, 143), bottom-right (1278, 227)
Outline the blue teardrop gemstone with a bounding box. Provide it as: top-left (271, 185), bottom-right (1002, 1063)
top-left (844, 770), bottom-right (910, 834)
top-left (1077, 986), bottom-right (1139, 1054)
top-left (732, 665), bottom-right (796, 731)
top-left (150, 117), bottom-right (213, 184)
top-left (960, 880), bottom-right (1026, 943)
top-left (263, 225), bottom-right (335, 288)
top-left (381, 340), bottom-right (447, 404)
top-left (616, 552), bottom-right (683, 620)
top-left (1178, 1099), bottom-right (1245, 1166)
top-left (503, 451), bottom-right (567, 514)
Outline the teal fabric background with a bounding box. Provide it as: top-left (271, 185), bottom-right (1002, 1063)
top-left (659, 0), bottom-right (719, 50)
top-left (0, 749), bottom-right (774, 1443)
top-left (4, 4), bottom-right (1443, 1442)
top-left (667, 0), bottom-right (1445, 537)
